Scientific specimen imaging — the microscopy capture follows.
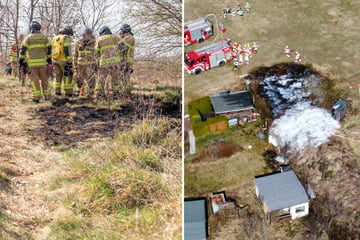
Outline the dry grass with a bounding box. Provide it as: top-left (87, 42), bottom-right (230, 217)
top-left (184, 0), bottom-right (360, 106)
top-left (0, 58), bottom-right (182, 240)
top-left (48, 118), bottom-right (182, 239)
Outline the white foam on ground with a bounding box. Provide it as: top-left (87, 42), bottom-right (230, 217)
top-left (269, 102), bottom-right (340, 153)
top-left (260, 73), bottom-right (340, 155)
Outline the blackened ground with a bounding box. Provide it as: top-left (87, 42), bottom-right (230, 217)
top-left (28, 94), bottom-right (181, 148)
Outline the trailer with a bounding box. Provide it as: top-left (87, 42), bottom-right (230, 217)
top-left (184, 40), bottom-right (233, 75)
top-left (184, 17), bottom-right (214, 46)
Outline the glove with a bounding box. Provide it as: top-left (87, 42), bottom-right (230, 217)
top-left (47, 58), bottom-right (52, 64)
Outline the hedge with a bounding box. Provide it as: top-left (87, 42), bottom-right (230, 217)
top-left (192, 121), bottom-right (210, 137)
top-left (188, 96), bottom-right (213, 115)
top-left (189, 109), bottom-right (202, 123)
top-left (193, 115), bottom-right (229, 137)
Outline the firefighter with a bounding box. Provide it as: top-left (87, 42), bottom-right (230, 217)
top-left (284, 46), bottom-right (291, 57)
top-left (252, 42), bottom-right (258, 54)
top-left (119, 24), bottom-right (135, 90)
top-left (19, 21), bottom-right (51, 103)
top-left (233, 57), bottom-right (239, 70)
top-left (52, 26), bottom-right (74, 97)
top-left (245, 2), bottom-right (251, 12)
top-left (223, 7), bottom-right (231, 18)
top-left (73, 27), bottom-right (97, 96)
top-left (244, 53), bottom-right (250, 64)
top-left (239, 54), bottom-right (244, 65)
top-left (295, 51), bottom-right (302, 63)
top-left (237, 5), bottom-right (243, 16)
top-left (95, 26), bottom-right (122, 97)
top-left (9, 42), bottom-right (18, 78)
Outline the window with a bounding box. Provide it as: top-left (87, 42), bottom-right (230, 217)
top-left (295, 206), bottom-right (305, 213)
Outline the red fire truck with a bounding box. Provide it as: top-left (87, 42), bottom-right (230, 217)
top-left (184, 17), bottom-right (214, 46)
top-left (184, 40), bottom-right (233, 75)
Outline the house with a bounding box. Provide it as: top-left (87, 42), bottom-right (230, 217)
top-left (332, 99), bottom-right (348, 121)
top-left (210, 90), bottom-right (255, 124)
top-left (184, 199), bottom-right (208, 240)
top-left (254, 170), bottom-right (309, 223)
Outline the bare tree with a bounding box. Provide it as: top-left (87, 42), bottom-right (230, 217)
top-left (124, 0), bottom-right (182, 58)
top-left (73, 0), bottom-right (115, 34)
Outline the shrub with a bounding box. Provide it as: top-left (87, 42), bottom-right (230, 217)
top-left (188, 109), bottom-right (202, 123)
top-left (192, 121), bottom-right (210, 137)
top-left (188, 96), bottom-right (213, 114)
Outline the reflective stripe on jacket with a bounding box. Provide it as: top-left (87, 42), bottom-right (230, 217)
top-left (20, 33), bottom-right (50, 67)
top-left (95, 34), bottom-right (121, 67)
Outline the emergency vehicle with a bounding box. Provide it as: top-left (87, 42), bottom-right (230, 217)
top-left (184, 40), bottom-right (233, 75)
top-left (184, 17), bottom-right (213, 46)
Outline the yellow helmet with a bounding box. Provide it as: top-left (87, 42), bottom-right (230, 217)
top-left (285, 46), bottom-right (289, 48)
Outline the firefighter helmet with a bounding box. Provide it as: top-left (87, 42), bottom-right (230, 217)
top-left (60, 26), bottom-right (74, 36)
top-left (82, 27), bottom-right (93, 36)
top-left (120, 24), bottom-right (132, 35)
top-left (30, 21), bottom-right (41, 33)
top-left (99, 26), bottom-right (112, 36)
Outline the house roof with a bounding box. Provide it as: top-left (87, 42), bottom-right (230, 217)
top-left (332, 99), bottom-right (348, 110)
top-left (184, 199), bottom-right (207, 240)
top-left (210, 91), bottom-right (254, 114)
top-left (254, 170), bottom-right (309, 212)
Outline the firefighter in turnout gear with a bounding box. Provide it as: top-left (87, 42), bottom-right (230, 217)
top-left (95, 26), bottom-right (122, 97)
top-left (52, 26), bottom-right (74, 97)
top-left (73, 27), bottom-right (96, 96)
top-left (19, 21), bottom-right (51, 103)
top-left (119, 24), bottom-right (135, 90)
top-left (9, 42), bottom-right (18, 78)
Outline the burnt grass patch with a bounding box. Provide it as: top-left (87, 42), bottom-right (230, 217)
top-left (246, 63), bottom-right (344, 132)
top-left (28, 94), bottom-right (181, 148)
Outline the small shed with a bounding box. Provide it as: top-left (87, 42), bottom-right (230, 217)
top-left (210, 90), bottom-right (255, 121)
top-left (184, 199), bottom-right (208, 240)
top-left (332, 99), bottom-right (348, 121)
top-left (254, 170), bottom-right (309, 223)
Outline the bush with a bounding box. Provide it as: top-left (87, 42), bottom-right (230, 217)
top-left (189, 109), bottom-right (202, 123)
top-left (188, 96), bottom-right (213, 114)
top-left (193, 115), bottom-right (228, 137)
top-left (192, 121), bottom-right (210, 137)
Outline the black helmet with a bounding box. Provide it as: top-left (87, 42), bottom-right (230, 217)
top-left (82, 26), bottom-right (93, 36)
top-left (120, 24), bottom-right (132, 35)
top-left (30, 21), bottom-right (41, 33)
top-left (99, 26), bottom-right (112, 36)
top-left (60, 26), bottom-right (74, 36)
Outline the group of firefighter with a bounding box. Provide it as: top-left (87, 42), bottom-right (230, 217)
top-left (232, 42), bottom-right (258, 70)
top-left (223, 2), bottom-right (251, 18)
top-left (284, 46), bottom-right (302, 63)
top-left (9, 21), bottom-right (135, 103)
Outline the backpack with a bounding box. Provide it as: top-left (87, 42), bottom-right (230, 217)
top-left (51, 35), bottom-right (66, 60)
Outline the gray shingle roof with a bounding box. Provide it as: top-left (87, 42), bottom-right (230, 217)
top-left (184, 199), bottom-right (207, 240)
top-left (210, 91), bottom-right (254, 114)
top-left (254, 170), bottom-right (309, 211)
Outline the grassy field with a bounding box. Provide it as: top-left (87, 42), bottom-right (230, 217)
top-left (184, 0), bottom-right (360, 105)
top-left (185, 0), bottom-right (360, 238)
top-left (0, 60), bottom-right (181, 240)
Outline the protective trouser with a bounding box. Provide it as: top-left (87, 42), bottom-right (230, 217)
top-left (120, 61), bottom-right (133, 89)
top-left (54, 63), bottom-right (74, 95)
top-left (76, 64), bottom-right (97, 93)
top-left (28, 66), bottom-right (50, 100)
top-left (96, 64), bottom-right (120, 95)
top-left (11, 61), bottom-right (18, 78)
